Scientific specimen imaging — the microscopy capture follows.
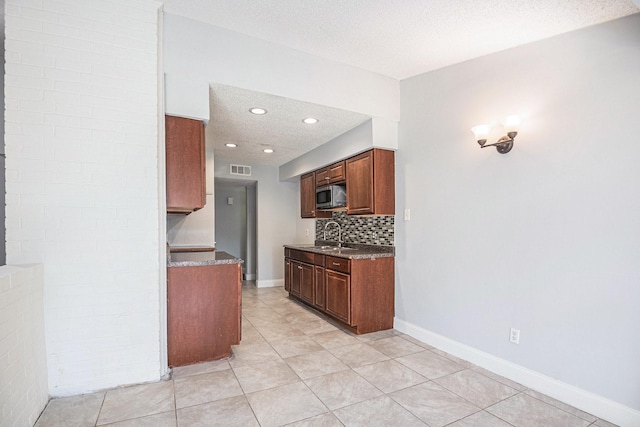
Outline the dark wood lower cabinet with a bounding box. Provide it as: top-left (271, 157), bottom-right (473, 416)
top-left (167, 263), bottom-right (241, 367)
top-left (284, 248), bottom-right (394, 334)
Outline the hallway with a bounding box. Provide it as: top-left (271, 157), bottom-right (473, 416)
top-left (34, 283), bottom-right (615, 426)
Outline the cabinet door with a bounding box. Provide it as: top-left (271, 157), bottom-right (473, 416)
top-left (314, 266), bottom-right (325, 310)
top-left (300, 172), bottom-right (316, 218)
top-left (299, 263), bottom-right (314, 304)
top-left (325, 269), bottom-right (351, 324)
top-left (166, 115), bottom-right (206, 213)
top-left (328, 161), bottom-right (346, 183)
top-left (346, 149), bottom-right (395, 215)
top-left (291, 261), bottom-right (302, 297)
top-left (315, 168), bottom-right (329, 186)
top-left (284, 258), bottom-right (292, 292)
top-left (346, 150), bottom-right (375, 215)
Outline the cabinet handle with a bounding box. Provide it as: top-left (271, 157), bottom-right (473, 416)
top-left (332, 262), bottom-right (341, 266)
top-left (298, 266), bottom-right (303, 269)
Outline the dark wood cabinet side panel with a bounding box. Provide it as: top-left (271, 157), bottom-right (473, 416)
top-left (166, 115), bottom-right (205, 212)
top-left (350, 257), bottom-right (394, 333)
top-left (373, 149), bottom-right (395, 215)
top-left (167, 264), bottom-right (240, 367)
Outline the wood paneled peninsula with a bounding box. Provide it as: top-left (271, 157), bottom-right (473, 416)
top-left (283, 242), bottom-right (395, 334)
top-left (167, 250), bottom-right (242, 367)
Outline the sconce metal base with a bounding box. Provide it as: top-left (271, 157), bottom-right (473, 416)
top-left (495, 136), bottom-right (513, 154)
top-left (478, 131), bottom-right (517, 154)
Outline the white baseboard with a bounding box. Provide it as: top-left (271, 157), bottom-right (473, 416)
top-left (394, 318), bottom-right (640, 427)
top-left (256, 279), bottom-right (284, 288)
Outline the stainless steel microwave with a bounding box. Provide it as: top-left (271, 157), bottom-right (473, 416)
top-left (316, 184), bottom-right (346, 209)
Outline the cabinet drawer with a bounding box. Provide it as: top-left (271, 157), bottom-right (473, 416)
top-left (291, 249), bottom-right (315, 264)
top-left (325, 256), bottom-right (350, 274)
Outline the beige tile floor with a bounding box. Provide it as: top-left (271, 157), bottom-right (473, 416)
top-left (35, 282), bottom-right (618, 427)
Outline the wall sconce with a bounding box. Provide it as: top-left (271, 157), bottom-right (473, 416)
top-left (471, 115), bottom-right (521, 154)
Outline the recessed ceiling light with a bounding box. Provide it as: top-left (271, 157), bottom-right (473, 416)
top-left (225, 143), bottom-right (238, 148)
top-left (249, 108), bottom-right (267, 115)
top-left (263, 148), bottom-right (274, 154)
top-left (302, 117), bottom-right (319, 124)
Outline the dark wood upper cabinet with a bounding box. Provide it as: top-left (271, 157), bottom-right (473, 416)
top-left (346, 149), bottom-right (395, 215)
top-left (301, 172), bottom-right (331, 219)
top-left (300, 172), bottom-right (316, 218)
top-left (315, 161), bottom-right (346, 186)
top-left (165, 115), bottom-right (206, 213)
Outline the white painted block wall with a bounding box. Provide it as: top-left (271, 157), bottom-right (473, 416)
top-left (4, 0), bottom-right (163, 396)
top-left (0, 265), bottom-right (48, 427)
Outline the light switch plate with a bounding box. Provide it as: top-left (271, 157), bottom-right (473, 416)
top-left (404, 208), bottom-right (411, 221)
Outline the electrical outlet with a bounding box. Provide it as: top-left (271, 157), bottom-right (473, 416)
top-left (404, 208), bottom-right (411, 221)
top-left (305, 228), bottom-right (309, 236)
top-left (509, 328), bottom-right (520, 344)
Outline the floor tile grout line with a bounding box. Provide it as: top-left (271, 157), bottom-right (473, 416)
top-left (522, 389), bottom-right (599, 423)
top-left (226, 361), bottom-right (263, 426)
top-left (94, 390), bottom-right (107, 426)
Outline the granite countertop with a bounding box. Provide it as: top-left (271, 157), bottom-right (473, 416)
top-left (168, 250), bottom-right (244, 267)
top-left (284, 240), bottom-right (395, 259)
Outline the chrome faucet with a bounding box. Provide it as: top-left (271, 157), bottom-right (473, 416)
top-left (323, 221), bottom-right (342, 247)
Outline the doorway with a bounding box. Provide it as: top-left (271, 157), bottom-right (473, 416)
top-left (214, 178), bottom-right (257, 280)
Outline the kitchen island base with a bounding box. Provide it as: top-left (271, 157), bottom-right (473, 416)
top-left (167, 262), bottom-right (241, 367)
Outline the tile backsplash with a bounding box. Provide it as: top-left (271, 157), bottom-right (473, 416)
top-left (316, 211), bottom-right (394, 246)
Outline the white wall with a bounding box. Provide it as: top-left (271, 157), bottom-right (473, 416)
top-left (167, 195), bottom-right (216, 247)
top-left (396, 14), bottom-right (640, 424)
top-left (163, 13), bottom-right (399, 121)
top-left (4, 0), bottom-right (163, 396)
top-left (0, 264), bottom-right (48, 426)
top-left (164, 75), bottom-right (209, 123)
top-left (214, 160), bottom-right (297, 287)
top-left (214, 184), bottom-right (247, 261)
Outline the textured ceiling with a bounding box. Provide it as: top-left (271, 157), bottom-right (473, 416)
top-left (163, 0), bottom-right (639, 80)
top-left (165, 0), bottom-right (639, 167)
top-left (207, 84), bottom-right (370, 167)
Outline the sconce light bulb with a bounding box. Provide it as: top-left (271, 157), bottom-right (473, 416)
top-left (471, 124), bottom-right (491, 140)
top-left (502, 115), bottom-right (521, 133)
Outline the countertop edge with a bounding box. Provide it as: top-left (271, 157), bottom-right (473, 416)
top-left (168, 250), bottom-right (244, 267)
top-left (283, 243), bottom-right (395, 259)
